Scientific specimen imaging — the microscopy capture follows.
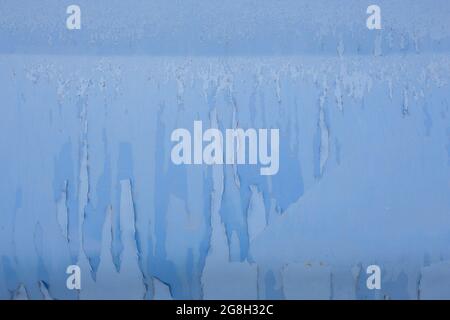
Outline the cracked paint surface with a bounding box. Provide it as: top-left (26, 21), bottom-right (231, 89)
top-left (1, 0), bottom-right (450, 300)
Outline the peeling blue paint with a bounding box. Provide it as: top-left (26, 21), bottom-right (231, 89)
top-left (1, 0), bottom-right (450, 300)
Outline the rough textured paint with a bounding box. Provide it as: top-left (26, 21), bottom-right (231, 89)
top-left (1, 0), bottom-right (450, 300)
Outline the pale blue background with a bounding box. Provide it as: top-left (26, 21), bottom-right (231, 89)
top-left (0, 0), bottom-right (450, 299)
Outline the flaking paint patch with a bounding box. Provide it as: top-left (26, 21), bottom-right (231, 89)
top-left (1, 42), bottom-right (450, 299)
